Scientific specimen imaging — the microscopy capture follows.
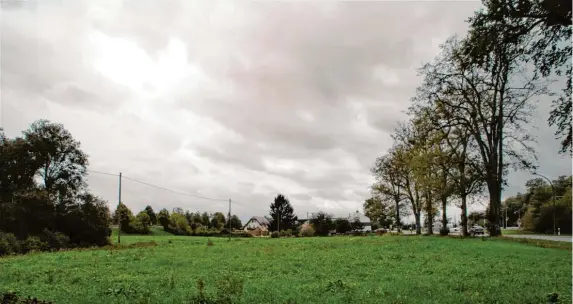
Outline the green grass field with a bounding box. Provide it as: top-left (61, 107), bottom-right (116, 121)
top-left (1, 233), bottom-right (571, 304)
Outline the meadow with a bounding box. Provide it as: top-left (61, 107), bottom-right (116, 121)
top-left (1, 232), bottom-right (571, 304)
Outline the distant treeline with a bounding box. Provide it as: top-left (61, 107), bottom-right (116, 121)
top-left (112, 204), bottom-right (243, 236)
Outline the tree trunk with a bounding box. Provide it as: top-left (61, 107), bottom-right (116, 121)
top-left (394, 197), bottom-right (401, 232)
top-left (440, 197), bottom-right (448, 236)
top-left (415, 212), bottom-right (422, 235)
top-left (461, 195), bottom-right (469, 237)
top-left (426, 193), bottom-right (434, 235)
top-left (487, 181), bottom-right (502, 236)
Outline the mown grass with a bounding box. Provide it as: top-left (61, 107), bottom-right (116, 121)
top-left (1, 234), bottom-right (571, 304)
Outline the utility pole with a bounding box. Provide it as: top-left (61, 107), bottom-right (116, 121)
top-left (228, 198), bottom-right (231, 241)
top-left (117, 172), bottom-right (122, 244)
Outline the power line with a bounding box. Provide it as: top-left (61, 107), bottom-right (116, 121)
top-left (87, 169), bottom-right (231, 202)
top-left (122, 175), bottom-right (228, 202)
top-left (87, 170), bottom-right (119, 177)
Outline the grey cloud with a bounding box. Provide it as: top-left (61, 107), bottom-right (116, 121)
top-left (1, 1), bottom-right (131, 114)
top-left (7, 0), bottom-right (567, 221)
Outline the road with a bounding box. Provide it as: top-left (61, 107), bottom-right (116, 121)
top-left (399, 230), bottom-right (572, 242)
top-left (504, 234), bottom-right (572, 243)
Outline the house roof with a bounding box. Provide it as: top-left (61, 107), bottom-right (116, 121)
top-left (347, 212), bottom-right (371, 223)
top-left (251, 216), bottom-right (270, 226)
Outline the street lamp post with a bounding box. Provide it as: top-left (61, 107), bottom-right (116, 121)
top-left (533, 172), bottom-right (557, 236)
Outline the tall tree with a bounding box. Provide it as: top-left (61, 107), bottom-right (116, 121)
top-left (0, 135), bottom-right (39, 203)
top-left (210, 212), bottom-right (226, 230)
top-left (0, 121), bottom-right (112, 248)
top-left (370, 152), bottom-right (408, 231)
top-left (201, 212), bottom-right (211, 228)
top-left (388, 136), bottom-right (425, 235)
top-left (226, 215), bottom-right (243, 230)
top-left (157, 208), bottom-right (170, 228)
top-left (363, 194), bottom-right (395, 229)
top-left (309, 211), bottom-right (334, 236)
top-left (409, 111), bottom-right (448, 235)
top-left (116, 202), bottom-right (134, 233)
top-left (23, 120), bottom-right (88, 199)
top-left (441, 126), bottom-right (484, 236)
top-left (464, 0), bottom-right (572, 154)
top-left (144, 205), bottom-right (157, 225)
top-left (269, 194), bottom-right (298, 231)
top-left (416, 35), bottom-right (547, 236)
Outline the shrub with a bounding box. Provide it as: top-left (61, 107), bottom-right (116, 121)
top-left (41, 229), bottom-right (70, 250)
top-left (165, 213), bottom-right (192, 235)
top-left (134, 211), bottom-right (151, 234)
top-left (280, 229), bottom-right (292, 237)
top-left (21, 236), bottom-right (48, 253)
top-left (61, 194), bottom-right (112, 247)
top-left (0, 232), bottom-right (20, 255)
top-left (271, 231), bottom-right (280, 238)
top-left (300, 225), bottom-right (315, 237)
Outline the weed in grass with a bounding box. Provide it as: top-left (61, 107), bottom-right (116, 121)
top-left (169, 272), bottom-right (175, 290)
top-left (2, 291), bottom-right (53, 304)
top-left (206, 239), bottom-right (214, 247)
top-left (547, 292), bottom-right (560, 303)
top-left (190, 275), bottom-right (244, 304)
top-left (325, 280), bottom-right (349, 293)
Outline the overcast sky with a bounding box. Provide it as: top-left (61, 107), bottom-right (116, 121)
top-left (1, 0), bottom-right (570, 224)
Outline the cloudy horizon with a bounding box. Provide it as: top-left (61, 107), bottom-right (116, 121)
top-left (2, 0), bottom-right (571, 224)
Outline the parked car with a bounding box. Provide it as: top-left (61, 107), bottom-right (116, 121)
top-left (469, 225), bottom-right (485, 236)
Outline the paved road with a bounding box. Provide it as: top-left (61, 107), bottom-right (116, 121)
top-left (505, 234), bottom-right (572, 243)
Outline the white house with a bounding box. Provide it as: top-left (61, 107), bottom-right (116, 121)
top-left (242, 216), bottom-right (271, 231)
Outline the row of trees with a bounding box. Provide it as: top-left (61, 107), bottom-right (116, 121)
top-left (367, 0), bottom-right (571, 237)
top-left (1, 120), bottom-right (112, 255)
top-left (155, 207), bottom-right (240, 236)
top-left (113, 203), bottom-right (243, 236)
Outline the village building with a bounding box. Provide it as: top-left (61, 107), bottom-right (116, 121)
top-left (242, 216), bottom-right (271, 237)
